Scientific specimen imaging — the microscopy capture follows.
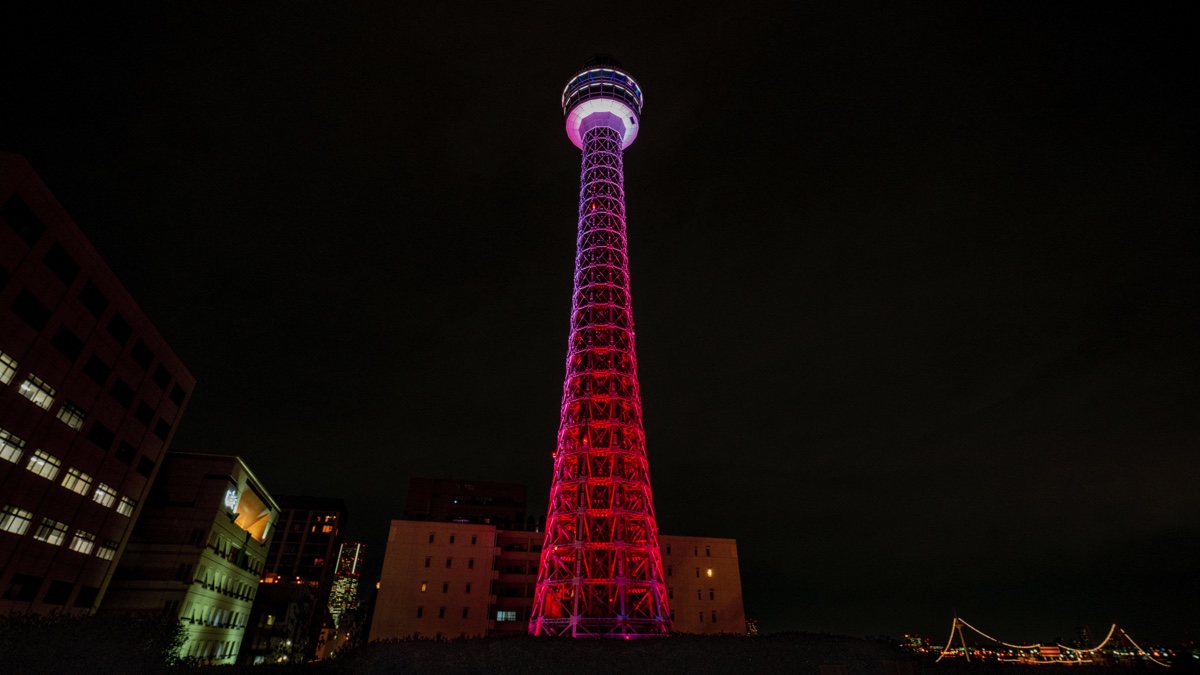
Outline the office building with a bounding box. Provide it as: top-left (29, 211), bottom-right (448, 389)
top-left (369, 478), bottom-right (746, 640)
top-left (1, 152), bottom-right (195, 614)
top-left (100, 451), bottom-right (278, 665)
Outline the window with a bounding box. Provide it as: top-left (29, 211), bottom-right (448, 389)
top-left (11, 290), bottom-right (51, 331)
top-left (27, 450), bottom-right (62, 480)
top-left (4, 574), bottom-right (43, 601)
top-left (706, 568), bottom-right (713, 577)
top-left (2, 194), bottom-right (46, 246)
top-left (95, 540), bottom-right (118, 560)
top-left (130, 339), bottom-right (153, 369)
top-left (87, 422), bottom-right (116, 451)
top-left (170, 384), bottom-right (187, 406)
top-left (465, 583), bottom-right (471, 594)
top-left (33, 518), bottom-right (69, 546)
top-left (442, 582), bottom-right (449, 593)
top-left (709, 589), bottom-right (715, 600)
top-left (0, 505), bottom-right (34, 535)
top-left (462, 607), bottom-right (469, 618)
top-left (666, 545), bottom-right (671, 555)
top-left (706, 546), bottom-right (711, 556)
top-left (153, 418), bottom-right (171, 440)
top-left (416, 607), bottom-right (423, 618)
top-left (18, 374), bottom-right (56, 410)
top-left (695, 568), bottom-right (700, 578)
top-left (699, 612), bottom-right (704, 623)
top-left (93, 483), bottom-right (117, 508)
top-left (106, 311), bottom-right (136, 346)
top-left (449, 534), bottom-right (455, 544)
top-left (471, 535), bottom-right (477, 545)
top-left (1, 428), bottom-right (25, 464)
top-left (69, 530), bottom-right (96, 554)
top-left (44, 243), bottom-right (80, 285)
top-left (109, 379), bottom-right (135, 408)
top-left (134, 401), bottom-right (154, 425)
top-left (117, 496), bottom-right (136, 517)
top-left (420, 582), bottom-right (427, 593)
top-left (424, 557), bottom-right (431, 568)
top-left (496, 610), bottom-right (517, 622)
top-left (56, 401), bottom-right (86, 430)
top-left (50, 326), bottom-right (84, 361)
top-left (135, 456), bottom-right (154, 477)
top-left (697, 589), bottom-right (702, 600)
top-left (82, 355), bottom-right (111, 386)
top-left (468, 559), bottom-right (474, 569)
top-left (438, 607), bottom-right (446, 618)
top-left (667, 565), bottom-right (672, 577)
top-left (78, 281), bottom-right (108, 318)
top-left (428, 533), bottom-right (435, 543)
top-left (712, 611), bottom-right (717, 622)
top-left (446, 558), bottom-right (452, 568)
top-left (152, 363), bottom-right (171, 388)
top-left (115, 441), bottom-right (136, 465)
top-left (0, 350), bottom-right (17, 384)
top-left (668, 588), bottom-right (674, 599)
top-left (61, 468), bottom-right (92, 495)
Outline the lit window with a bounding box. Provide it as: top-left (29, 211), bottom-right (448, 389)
top-left (18, 374), bottom-right (56, 410)
top-left (117, 496), bottom-right (136, 517)
top-left (61, 468), bottom-right (93, 496)
top-left (26, 449), bottom-right (62, 481)
top-left (0, 350), bottom-right (17, 384)
top-left (321, 525), bottom-right (333, 533)
top-left (496, 610), bottom-right (517, 622)
top-left (69, 530), bottom-right (96, 554)
top-left (0, 505), bottom-right (35, 535)
top-left (420, 582), bottom-right (427, 593)
top-left (706, 568), bottom-right (713, 577)
top-left (1, 428), bottom-right (26, 464)
top-left (33, 518), bottom-right (69, 546)
top-left (93, 483), bottom-right (117, 508)
top-left (96, 539), bottom-right (119, 560)
top-left (55, 401), bottom-right (86, 430)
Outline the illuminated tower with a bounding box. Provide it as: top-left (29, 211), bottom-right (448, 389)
top-left (529, 56), bottom-right (671, 637)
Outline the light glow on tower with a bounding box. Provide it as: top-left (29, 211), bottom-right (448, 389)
top-left (529, 56), bottom-right (671, 638)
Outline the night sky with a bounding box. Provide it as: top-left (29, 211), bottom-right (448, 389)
top-left (4, 2), bottom-right (1196, 643)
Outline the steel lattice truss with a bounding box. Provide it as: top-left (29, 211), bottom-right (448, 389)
top-left (529, 125), bottom-right (672, 637)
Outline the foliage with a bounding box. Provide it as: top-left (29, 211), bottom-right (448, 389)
top-left (0, 611), bottom-right (186, 674)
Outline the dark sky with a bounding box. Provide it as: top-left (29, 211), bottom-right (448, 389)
top-left (4, 2), bottom-right (1196, 644)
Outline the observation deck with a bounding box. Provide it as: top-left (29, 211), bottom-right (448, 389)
top-left (562, 56), bottom-right (644, 149)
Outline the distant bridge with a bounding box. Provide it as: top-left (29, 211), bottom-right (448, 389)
top-left (936, 616), bottom-right (1169, 667)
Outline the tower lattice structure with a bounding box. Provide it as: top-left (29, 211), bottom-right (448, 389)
top-left (530, 57), bottom-right (671, 638)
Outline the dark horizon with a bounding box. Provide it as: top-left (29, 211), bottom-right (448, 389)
top-left (3, 2), bottom-right (1196, 644)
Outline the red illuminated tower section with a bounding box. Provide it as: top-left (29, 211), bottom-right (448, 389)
top-left (530, 57), bottom-right (671, 637)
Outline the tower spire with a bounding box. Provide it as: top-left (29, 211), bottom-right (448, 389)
top-left (529, 59), bottom-right (671, 638)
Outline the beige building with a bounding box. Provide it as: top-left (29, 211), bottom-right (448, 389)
top-left (370, 521), bottom-right (746, 640)
top-left (659, 535), bottom-right (746, 634)
top-left (100, 452), bottom-right (278, 664)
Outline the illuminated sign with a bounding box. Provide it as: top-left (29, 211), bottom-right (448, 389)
top-left (224, 488), bottom-right (240, 511)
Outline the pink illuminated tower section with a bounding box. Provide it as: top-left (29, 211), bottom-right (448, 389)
top-left (529, 56), bottom-right (671, 638)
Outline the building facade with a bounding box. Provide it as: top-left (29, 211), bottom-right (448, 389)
top-left (0, 152), bottom-right (195, 614)
top-left (403, 477), bottom-right (530, 530)
top-left (100, 451), bottom-right (278, 665)
top-left (370, 520), bottom-right (747, 639)
top-left (369, 479), bottom-right (746, 640)
top-left (242, 495), bottom-right (348, 664)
